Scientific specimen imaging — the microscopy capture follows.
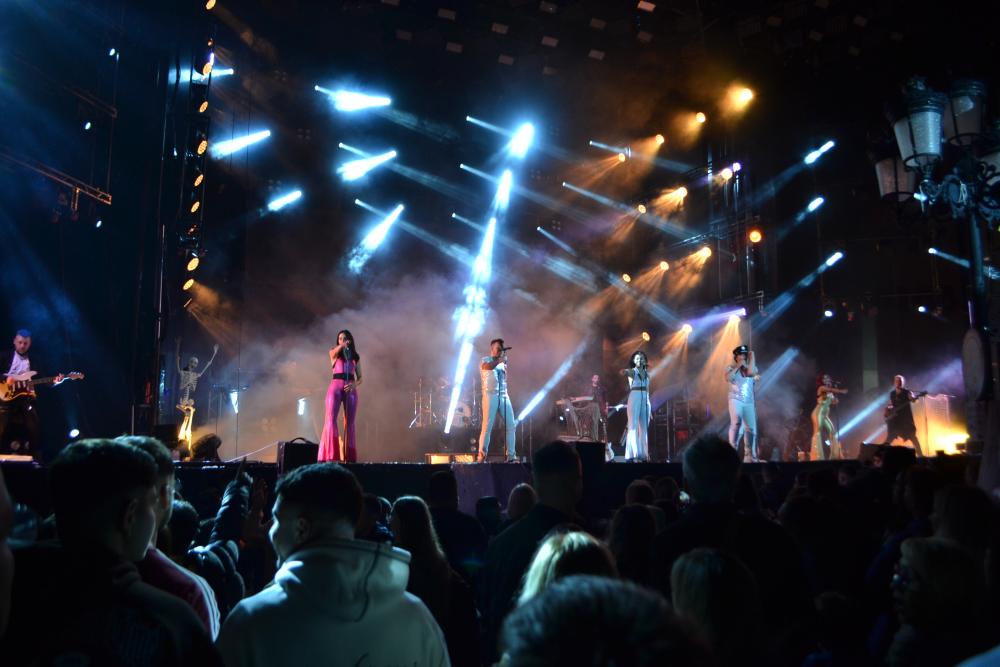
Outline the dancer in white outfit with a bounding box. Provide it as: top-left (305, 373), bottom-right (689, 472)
top-left (621, 351), bottom-right (651, 461)
top-left (724, 344), bottom-right (760, 462)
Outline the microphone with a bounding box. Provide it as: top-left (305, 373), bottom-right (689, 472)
top-left (501, 346), bottom-right (513, 351)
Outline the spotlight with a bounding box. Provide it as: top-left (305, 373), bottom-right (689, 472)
top-left (732, 162), bottom-right (742, 172)
top-left (748, 229), bottom-right (762, 243)
top-left (337, 150), bottom-right (397, 181)
top-left (195, 133), bottom-right (208, 156)
top-left (617, 152), bottom-right (627, 162)
top-left (187, 256), bottom-right (200, 272)
top-left (659, 260), bottom-right (669, 271)
top-left (655, 133), bottom-right (666, 145)
top-left (675, 186), bottom-right (688, 198)
top-left (681, 323), bottom-right (693, 334)
top-left (637, 204), bottom-right (647, 214)
top-left (728, 314), bottom-right (741, 325)
top-left (192, 168), bottom-right (204, 188)
top-left (205, 0), bottom-right (216, 8)
top-left (189, 199), bottom-right (201, 214)
top-left (496, 169), bottom-right (513, 208)
top-left (267, 189), bottom-right (303, 212)
top-left (807, 196), bottom-right (825, 212)
top-left (182, 278), bottom-right (195, 291)
top-left (198, 100), bottom-right (209, 113)
top-left (83, 121), bottom-right (92, 131)
top-left (803, 139), bottom-right (836, 165)
top-left (68, 428), bottom-right (80, 439)
top-left (108, 48), bottom-right (117, 57)
top-left (297, 398), bottom-right (306, 416)
top-left (95, 219), bottom-right (102, 229)
top-left (928, 247), bottom-right (939, 255)
top-left (695, 112), bottom-right (707, 123)
top-left (738, 87), bottom-right (754, 104)
top-left (622, 273), bottom-right (632, 283)
top-left (202, 50), bottom-right (214, 77)
top-left (641, 331), bottom-right (651, 342)
top-left (825, 251), bottom-right (844, 266)
top-left (917, 305), bottom-right (927, 313)
top-left (315, 86), bottom-right (392, 112)
top-left (824, 309), bottom-right (834, 318)
top-left (509, 122), bottom-right (535, 158)
top-left (720, 167), bottom-right (733, 180)
top-left (700, 246), bottom-right (712, 258)
top-left (211, 129), bottom-right (271, 158)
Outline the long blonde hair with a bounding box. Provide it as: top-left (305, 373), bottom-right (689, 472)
top-left (517, 530), bottom-right (617, 606)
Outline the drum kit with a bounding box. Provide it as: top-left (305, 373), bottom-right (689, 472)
top-left (409, 376), bottom-right (478, 430)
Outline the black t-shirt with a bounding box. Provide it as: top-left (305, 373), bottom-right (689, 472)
top-left (887, 388), bottom-right (916, 430)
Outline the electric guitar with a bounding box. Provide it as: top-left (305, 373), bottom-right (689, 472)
top-left (0, 371), bottom-right (85, 402)
top-left (883, 390), bottom-right (928, 421)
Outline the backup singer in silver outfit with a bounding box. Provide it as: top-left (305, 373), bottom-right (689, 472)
top-left (621, 351), bottom-right (651, 461)
top-left (725, 344), bottom-right (760, 462)
top-left (478, 338), bottom-right (517, 462)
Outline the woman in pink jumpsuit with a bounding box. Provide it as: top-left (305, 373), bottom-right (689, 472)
top-left (318, 329), bottom-right (363, 462)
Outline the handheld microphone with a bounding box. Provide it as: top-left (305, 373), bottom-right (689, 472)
top-left (501, 346), bottom-right (513, 351)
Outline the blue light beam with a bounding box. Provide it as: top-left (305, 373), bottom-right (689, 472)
top-left (211, 129), bottom-right (271, 158)
top-left (337, 150), bottom-right (397, 181)
top-left (509, 123), bottom-right (535, 158)
top-left (266, 190), bottom-right (303, 211)
top-left (348, 204), bottom-right (404, 273)
top-left (314, 85), bottom-right (391, 111)
top-left (518, 339), bottom-right (591, 422)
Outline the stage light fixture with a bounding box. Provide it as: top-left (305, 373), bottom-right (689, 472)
top-left (928, 247), bottom-right (939, 255)
top-left (205, 0), bottom-right (216, 9)
top-left (700, 246), bottom-right (712, 258)
top-left (732, 162), bottom-right (742, 172)
top-left (95, 219), bottom-right (102, 228)
top-left (202, 50), bottom-right (214, 77)
top-left (338, 149), bottom-right (397, 181)
top-left (807, 196), bottom-right (825, 212)
top-left (720, 167), bottom-right (733, 180)
top-left (695, 112), bottom-right (707, 123)
top-left (267, 189), bottom-right (303, 212)
top-left (681, 323), bottom-right (693, 334)
top-left (83, 121), bottom-right (92, 131)
top-left (189, 200), bottom-right (201, 214)
top-left (748, 229), bottom-right (762, 243)
top-left (187, 257), bottom-right (200, 272)
top-left (182, 278), bottom-right (195, 291)
top-left (637, 204), bottom-right (647, 214)
top-left (824, 309), bottom-right (834, 318)
top-left (655, 133), bottom-right (666, 145)
top-left (297, 398), bottom-right (306, 416)
top-left (738, 87), bottom-right (754, 104)
top-left (825, 251), bottom-right (844, 266)
top-left (918, 305), bottom-right (927, 313)
top-left (675, 186), bottom-right (688, 198)
top-left (617, 152), bottom-right (627, 162)
top-left (68, 428), bottom-right (80, 438)
top-left (211, 129), bottom-right (271, 158)
top-left (622, 273), bottom-right (632, 283)
top-left (509, 122), bottom-right (535, 158)
top-left (659, 260), bottom-right (669, 271)
top-left (641, 331), bottom-right (651, 342)
top-left (108, 48), bottom-right (117, 57)
top-left (728, 314), bottom-right (741, 325)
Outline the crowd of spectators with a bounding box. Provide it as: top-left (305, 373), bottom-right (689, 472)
top-left (0, 433), bottom-right (998, 666)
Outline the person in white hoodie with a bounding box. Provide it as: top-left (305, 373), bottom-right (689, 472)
top-left (216, 463), bottom-right (450, 667)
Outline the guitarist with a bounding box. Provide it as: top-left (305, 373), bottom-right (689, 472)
top-left (0, 330), bottom-right (62, 456)
top-left (883, 374), bottom-right (923, 457)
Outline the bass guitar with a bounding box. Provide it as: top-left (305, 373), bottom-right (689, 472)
top-left (883, 390), bottom-right (928, 421)
top-left (0, 371), bottom-right (85, 402)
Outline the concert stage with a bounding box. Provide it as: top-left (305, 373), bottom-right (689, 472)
top-left (1, 450), bottom-right (974, 521)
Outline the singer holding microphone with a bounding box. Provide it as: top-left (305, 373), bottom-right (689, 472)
top-left (478, 338), bottom-right (517, 463)
top-left (620, 350), bottom-right (651, 461)
top-left (725, 344), bottom-right (761, 462)
top-left (319, 329), bottom-right (363, 462)
top-left (811, 373), bottom-right (847, 460)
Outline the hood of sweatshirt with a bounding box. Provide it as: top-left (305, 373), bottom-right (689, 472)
top-left (274, 537), bottom-right (413, 621)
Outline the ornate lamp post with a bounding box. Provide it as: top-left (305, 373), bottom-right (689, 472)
top-left (881, 77), bottom-right (1000, 412)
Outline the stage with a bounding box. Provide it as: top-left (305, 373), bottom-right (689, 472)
top-left (1, 449), bottom-right (974, 521)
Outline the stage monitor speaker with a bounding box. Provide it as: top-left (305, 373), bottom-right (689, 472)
top-left (277, 439), bottom-right (318, 475)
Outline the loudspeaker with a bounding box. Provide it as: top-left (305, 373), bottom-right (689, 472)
top-left (277, 439), bottom-right (318, 474)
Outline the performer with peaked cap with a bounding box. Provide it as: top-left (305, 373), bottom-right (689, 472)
top-left (724, 344), bottom-right (760, 462)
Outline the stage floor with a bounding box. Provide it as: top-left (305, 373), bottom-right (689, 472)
top-left (2, 451), bottom-right (974, 520)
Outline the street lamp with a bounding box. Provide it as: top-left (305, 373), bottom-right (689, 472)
top-left (879, 76), bottom-right (1000, 405)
